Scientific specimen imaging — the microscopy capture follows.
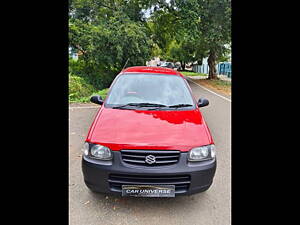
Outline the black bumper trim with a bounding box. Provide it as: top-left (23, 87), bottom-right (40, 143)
top-left (82, 151), bottom-right (216, 196)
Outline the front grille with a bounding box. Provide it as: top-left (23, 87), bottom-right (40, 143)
top-left (121, 150), bottom-right (180, 166)
top-left (109, 174), bottom-right (190, 194)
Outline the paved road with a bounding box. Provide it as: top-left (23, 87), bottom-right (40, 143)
top-left (69, 80), bottom-right (231, 225)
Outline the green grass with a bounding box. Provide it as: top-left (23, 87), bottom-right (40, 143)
top-left (209, 79), bottom-right (231, 87)
top-left (180, 71), bottom-right (208, 77)
top-left (196, 78), bottom-right (231, 96)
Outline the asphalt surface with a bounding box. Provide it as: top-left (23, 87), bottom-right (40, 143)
top-left (69, 80), bottom-right (231, 225)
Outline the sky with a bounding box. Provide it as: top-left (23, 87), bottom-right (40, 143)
top-left (142, 0), bottom-right (171, 19)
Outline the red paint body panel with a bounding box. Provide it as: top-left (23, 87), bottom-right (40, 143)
top-left (85, 66), bottom-right (213, 152)
top-left (121, 66), bottom-right (184, 77)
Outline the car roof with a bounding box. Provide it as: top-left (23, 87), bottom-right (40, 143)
top-left (120, 66), bottom-right (183, 77)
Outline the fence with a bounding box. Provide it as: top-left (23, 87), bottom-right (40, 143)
top-left (192, 62), bottom-right (231, 78)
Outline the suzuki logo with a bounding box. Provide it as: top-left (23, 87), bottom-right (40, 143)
top-left (145, 155), bottom-right (156, 164)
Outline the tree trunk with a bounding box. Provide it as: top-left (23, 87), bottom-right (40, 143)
top-left (208, 51), bottom-right (218, 79)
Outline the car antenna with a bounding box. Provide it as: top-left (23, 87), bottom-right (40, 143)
top-left (122, 58), bottom-right (130, 71)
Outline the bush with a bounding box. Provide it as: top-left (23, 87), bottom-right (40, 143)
top-left (69, 58), bottom-right (115, 91)
top-left (69, 57), bottom-right (115, 102)
top-left (69, 73), bottom-right (111, 103)
top-left (92, 88), bottom-right (110, 100)
top-left (69, 74), bottom-right (96, 102)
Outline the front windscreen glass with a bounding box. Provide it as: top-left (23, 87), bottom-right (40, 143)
top-left (106, 73), bottom-right (194, 108)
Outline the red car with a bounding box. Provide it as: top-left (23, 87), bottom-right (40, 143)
top-left (81, 66), bottom-right (216, 197)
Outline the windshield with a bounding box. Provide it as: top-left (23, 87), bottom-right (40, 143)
top-left (106, 73), bottom-right (195, 108)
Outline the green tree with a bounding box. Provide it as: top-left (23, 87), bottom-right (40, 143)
top-left (173, 0), bottom-right (231, 79)
top-left (149, 0), bottom-right (231, 78)
top-left (69, 0), bottom-right (154, 89)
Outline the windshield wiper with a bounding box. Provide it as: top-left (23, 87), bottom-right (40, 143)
top-left (168, 104), bottom-right (193, 108)
top-left (112, 103), bottom-right (167, 109)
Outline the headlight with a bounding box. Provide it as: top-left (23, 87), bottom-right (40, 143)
top-left (188, 145), bottom-right (216, 161)
top-left (82, 142), bottom-right (112, 160)
top-left (90, 144), bottom-right (112, 160)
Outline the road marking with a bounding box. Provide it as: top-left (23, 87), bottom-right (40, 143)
top-left (69, 106), bottom-right (99, 109)
top-left (187, 78), bottom-right (232, 102)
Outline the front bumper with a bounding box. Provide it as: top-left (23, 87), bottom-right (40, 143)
top-left (82, 151), bottom-right (216, 196)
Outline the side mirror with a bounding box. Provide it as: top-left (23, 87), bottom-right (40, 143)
top-left (198, 98), bottom-right (209, 107)
top-left (90, 95), bottom-right (103, 105)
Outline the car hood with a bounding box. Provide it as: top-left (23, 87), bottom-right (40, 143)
top-left (87, 107), bottom-right (213, 151)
